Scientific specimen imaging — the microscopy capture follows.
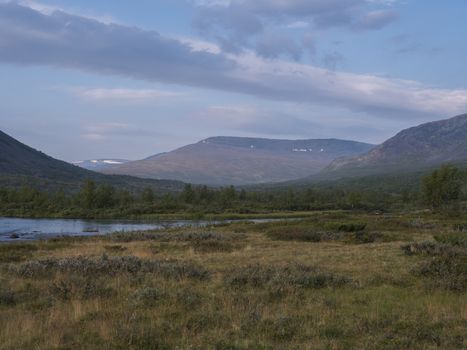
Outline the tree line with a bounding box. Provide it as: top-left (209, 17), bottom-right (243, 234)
top-left (0, 165), bottom-right (465, 218)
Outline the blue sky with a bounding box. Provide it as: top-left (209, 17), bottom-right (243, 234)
top-left (1, 0), bottom-right (466, 161)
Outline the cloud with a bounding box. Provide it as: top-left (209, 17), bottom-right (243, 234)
top-left (81, 122), bottom-right (162, 141)
top-left (68, 87), bottom-right (184, 103)
top-left (1, 2), bottom-right (467, 119)
top-left (192, 0), bottom-right (400, 58)
top-left (254, 31), bottom-right (303, 60)
top-left (196, 105), bottom-right (322, 136)
top-left (353, 10), bottom-right (399, 31)
top-left (322, 51), bottom-right (345, 70)
top-left (2, 0), bottom-right (118, 24)
top-left (0, 2), bottom-right (235, 85)
top-left (391, 34), bottom-right (442, 55)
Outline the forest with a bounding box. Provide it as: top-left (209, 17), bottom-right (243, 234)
top-left (0, 165), bottom-right (465, 219)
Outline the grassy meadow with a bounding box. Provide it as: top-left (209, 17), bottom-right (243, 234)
top-left (0, 211), bottom-right (466, 349)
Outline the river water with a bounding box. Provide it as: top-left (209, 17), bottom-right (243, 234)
top-left (0, 217), bottom-right (276, 242)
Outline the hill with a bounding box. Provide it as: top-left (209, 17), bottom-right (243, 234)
top-left (102, 137), bottom-right (374, 185)
top-left (324, 113), bottom-right (467, 178)
top-left (0, 130), bottom-right (183, 192)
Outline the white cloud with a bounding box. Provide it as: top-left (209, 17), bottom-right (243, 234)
top-left (2, 0), bottom-right (118, 24)
top-left (2, 2), bottom-right (467, 121)
top-left (69, 87), bottom-right (184, 103)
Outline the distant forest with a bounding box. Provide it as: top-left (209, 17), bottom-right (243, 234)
top-left (0, 165), bottom-right (466, 219)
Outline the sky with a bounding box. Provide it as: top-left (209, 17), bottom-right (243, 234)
top-left (0, 0), bottom-right (466, 161)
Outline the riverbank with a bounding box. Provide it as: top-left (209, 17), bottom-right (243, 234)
top-left (0, 210), bottom-right (327, 221)
top-left (1, 211), bottom-right (465, 349)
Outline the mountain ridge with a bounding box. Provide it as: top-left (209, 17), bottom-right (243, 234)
top-left (102, 136), bottom-right (375, 185)
top-left (0, 130), bottom-right (183, 192)
top-left (325, 113), bottom-right (467, 175)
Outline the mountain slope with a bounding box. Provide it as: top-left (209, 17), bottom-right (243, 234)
top-left (0, 130), bottom-right (183, 192)
top-left (72, 159), bottom-right (130, 171)
top-left (102, 137), bottom-right (374, 185)
top-left (324, 113), bottom-right (467, 177)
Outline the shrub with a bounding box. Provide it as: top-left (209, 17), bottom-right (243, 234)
top-left (225, 264), bottom-right (352, 290)
top-left (110, 231), bottom-right (243, 243)
top-left (0, 287), bottom-right (16, 305)
top-left (175, 287), bottom-right (203, 309)
top-left (49, 276), bottom-right (114, 300)
top-left (12, 255), bottom-right (210, 281)
top-left (401, 241), bottom-right (464, 257)
top-left (434, 233), bottom-right (467, 248)
top-left (350, 231), bottom-right (385, 244)
top-left (131, 287), bottom-right (165, 307)
top-left (266, 229), bottom-right (341, 242)
top-left (260, 317), bottom-right (299, 341)
top-left (324, 222), bottom-right (367, 232)
top-left (192, 240), bottom-right (243, 253)
top-left (416, 254), bottom-right (467, 292)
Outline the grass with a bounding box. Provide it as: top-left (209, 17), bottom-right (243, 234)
top-left (0, 211), bottom-right (466, 349)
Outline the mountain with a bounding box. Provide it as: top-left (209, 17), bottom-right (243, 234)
top-left (0, 130), bottom-right (183, 192)
top-left (101, 137), bottom-right (374, 185)
top-left (324, 113), bottom-right (467, 178)
top-left (72, 159), bottom-right (130, 171)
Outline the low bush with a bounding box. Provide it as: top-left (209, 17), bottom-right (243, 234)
top-left (401, 241), bottom-right (464, 257)
top-left (11, 255), bottom-right (210, 281)
top-left (130, 286), bottom-right (165, 307)
top-left (0, 287), bottom-right (16, 305)
top-left (175, 287), bottom-right (203, 309)
top-left (192, 240), bottom-right (244, 253)
top-left (324, 222), bottom-right (367, 232)
top-left (349, 231), bottom-right (385, 244)
top-left (109, 231), bottom-right (243, 243)
top-left (259, 316), bottom-right (300, 342)
top-left (266, 229), bottom-right (341, 242)
top-left (49, 276), bottom-right (114, 300)
top-left (434, 232), bottom-right (467, 248)
top-left (225, 264), bottom-right (352, 290)
top-left (415, 254), bottom-right (467, 292)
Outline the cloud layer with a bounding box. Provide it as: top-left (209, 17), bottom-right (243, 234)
top-left (192, 0), bottom-right (400, 59)
top-left (1, 2), bottom-right (467, 120)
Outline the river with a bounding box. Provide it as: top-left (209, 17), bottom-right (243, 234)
top-left (0, 217), bottom-right (278, 242)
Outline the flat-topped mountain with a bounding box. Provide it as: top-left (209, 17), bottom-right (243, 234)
top-left (102, 137), bottom-right (374, 185)
top-left (325, 113), bottom-right (467, 176)
top-left (0, 130), bottom-right (183, 191)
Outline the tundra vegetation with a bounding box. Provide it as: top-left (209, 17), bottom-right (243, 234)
top-left (0, 210), bottom-right (466, 349)
top-left (0, 165), bottom-right (466, 349)
top-left (0, 165), bottom-right (466, 220)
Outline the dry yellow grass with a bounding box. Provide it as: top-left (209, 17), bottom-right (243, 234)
top-left (0, 212), bottom-right (465, 349)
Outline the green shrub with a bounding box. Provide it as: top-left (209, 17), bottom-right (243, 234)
top-left (175, 287), bottom-right (203, 309)
top-left (324, 222), bottom-right (367, 232)
top-left (192, 240), bottom-right (241, 253)
top-left (12, 255), bottom-right (210, 281)
top-left (225, 264), bottom-right (352, 290)
top-left (266, 228), bottom-right (341, 242)
top-left (49, 276), bottom-right (114, 300)
top-left (402, 240), bottom-right (465, 257)
top-left (0, 287), bottom-right (16, 305)
top-left (130, 287), bottom-right (165, 307)
top-left (416, 254), bottom-right (467, 292)
top-left (350, 231), bottom-right (384, 244)
top-left (110, 231), bottom-right (244, 243)
top-left (434, 232), bottom-right (467, 248)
